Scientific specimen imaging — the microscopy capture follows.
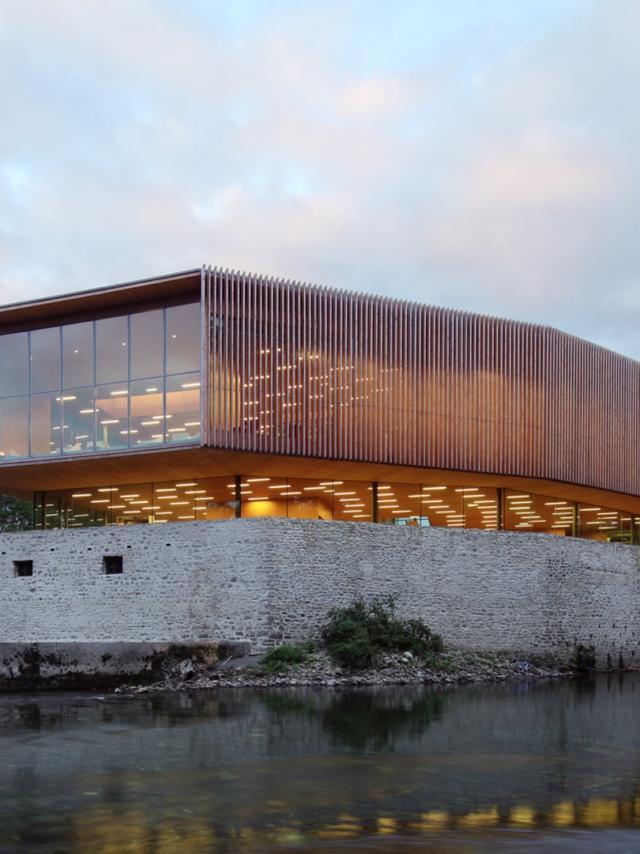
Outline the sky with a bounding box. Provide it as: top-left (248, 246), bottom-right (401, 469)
top-left (1, 0), bottom-right (639, 356)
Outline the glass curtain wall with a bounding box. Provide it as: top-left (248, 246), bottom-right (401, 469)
top-left (0, 303), bottom-right (200, 461)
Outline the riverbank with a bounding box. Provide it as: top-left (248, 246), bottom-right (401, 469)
top-left (115, 648), bottom-right (573, 694)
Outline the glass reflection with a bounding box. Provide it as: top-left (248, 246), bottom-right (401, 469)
top-left (95, 384), bottom-right (129, 450)
top-left (30, 327), bottom-right (60, 393)
top-left (0, 332), bottom-right (28, 397)
top-left (131, 310), bottom-right (163, 379)
top-left (166, 303), bottom-right (200, 374)
top-left (30, 393), bottom-right (61, 456)
top-left (61, 389), bottom-right (95, 454)
top-left (165, 373), bottom-right (200, 443)
top-left (0, 396), bottom-right (28, 459)
top-left (130, 378), bottom-right (164, 446)
top-left (504, 491), bottom-right (574, 535)
top-left (96, 316), bottom-right (128, 384)
top-left (62, 322), bottom-right (93, 388)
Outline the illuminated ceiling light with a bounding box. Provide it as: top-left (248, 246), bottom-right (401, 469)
top-left (248, 497), bottom-right (269, 501)
top-left (156, 488), bottom-right (177, 492)
top-left (167, 427), bottom-right (187, 433)
top-left (145, 387), bottom-right (158, 393)
top-left (455, 488), bottom-right (480, 493)
top-left (422, 486), bottom-right (447, 491)
top-left (268, 484), bottom-right (290, 489)
top-left (169, 501), bottom-right (189, 506)
top-left (181, 382), bottom-right (201, 388)
top-left (71, 493), bottom-right (91, 498)
top-left (334, 491), bottom-right (357, 496)
top-left (90, 499), bottom-right (109, 504)
top-left (154, 511), bottom-right (173, 515)
top-left (175, 482), bottom-right (198, 487)
top-left (120, 494), bottom-right (140, 499)
top-left (100, 419), bottom-right (119, 425)
top-left (320, 481), bottom-right (343, 486)
top-left (107, 505), bottom-right (126, 510)
top-left (184, 490), bottom-right (207, 495)
top-left (141, 420), bottom-right (160, 426)
top-left (193, 496), bottom-right (214, 501)
top-left (55, 395), bottom-right (77, 401)
top-left (123, 510), bottom-right (141, 515)
top-left (579, 507), bottom-right (601, 513)
top-left (247, 477), bottom-right (271, 482)
top-left (79, 408), bottom-right (96, 414)
top-left (109, 390), bottom-right (128, 396)
top-left (544, 501), bottom-right (570, 506)
top-left (177, 515), bottom-right (195, 520)
top-left (507, 494), bottom-right (530, 500)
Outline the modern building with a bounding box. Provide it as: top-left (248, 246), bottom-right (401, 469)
top-left (0, 266), bottom-right (639, 541)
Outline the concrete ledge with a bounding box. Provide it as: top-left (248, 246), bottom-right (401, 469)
top-left (0, 642), bottom-right (221, 691)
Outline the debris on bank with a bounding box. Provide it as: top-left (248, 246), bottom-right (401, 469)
top-left (115, 648), bottom-right (570, 694)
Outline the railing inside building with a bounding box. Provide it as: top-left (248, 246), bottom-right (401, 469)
top-left (34, 476), bottom-right (637, 543)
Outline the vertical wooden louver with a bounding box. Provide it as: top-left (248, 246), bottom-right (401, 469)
top-left (203, 266), bottom-right (640, 497)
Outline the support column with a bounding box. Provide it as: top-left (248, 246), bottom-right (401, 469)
top-left (372, 482), bottom-right (379, 523)
top-left (497, 488), bottom-right (505, 531)
top-left (234, 475), bottom-right (242, 518)
top-left (572, 502), bottom-right (579, 538)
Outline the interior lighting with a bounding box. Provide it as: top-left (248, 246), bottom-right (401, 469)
top-left (100, 419), bottom-right (119, 425)
top-left (156, 488), bottom-right (177, 493)
top-left (108, 505), bottom-right (125, 510)
top-left (98, 487), bottom-right (118, 492)
top-left (120, 494), bottom-right (140, 499)
top-left (141, 421), bottom-right (160, 426)
top-left (184, 490), bottom-right (206, 495)
top-left (422, 486), bottom-right (447, 491)
top-left (248, 497), bottom-right (269, 501)
top-left (455, 488), bottom-right (481, 493)
top-left (303, 486), bottom-right (326, 491)
top-left (56, 395), bottom-right (77, 401)
top-left (178, 515), bottom-right (195, 520)
top-left (279, 491), bottom-right (302, 496)
top-left (72, 493), bottom-right (92, 498)
top-left (544, 501), bottom-right (570, 506)
top-left (436, 510), bottom-right (456, 515)
top-left (320, 481), bottom-right (343, 486)
top-left (169, 501), bottom-right (189, 506)
top-left (154, 511), bottom-right (173, 515)
top-left (110, 390), bottom-right (128, 396)
top-left (334, 491), bottom-right (357, 496)
top-left (579, 507), bottom-right (601, 513)
top-left (79, 408), bottom-right (96, 414)
top-left (508, 494), bottom-right (531, 500)
top-left (175, 482), bottom-right (198, 487)
top-left (268, 484), bottom-right (289, 489)
top-left (181, 382), bottom-right (201, 388)
top-left (353, 514), bottom-right (371, 518)
top-left (128, 500), bottom-right (148, 505)
top-left (123, 510), bottom-right (141, 515)
top-left (90, 499), bottom-right (109, 504)
top-left (193, 496), bottom-right (215, 501)
top-left (145, 387), bottom-right (158, 393)
top-left (167, 427), bottom-right (187, 433)
top-left (247, 477), bottom-right (271, 482)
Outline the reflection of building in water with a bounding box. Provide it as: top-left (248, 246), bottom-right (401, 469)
top-left (1, 267), bottom-right (640, 541)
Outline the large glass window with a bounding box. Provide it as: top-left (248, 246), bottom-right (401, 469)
top-left (0, 332), bottom-right (28, 397)
top-left (131, 310), bottom-right (163, 379)
top-left (166, 303), bottom-right (200, 374)
top-left (0, 302), bottom-right (200, 464)
top-left (96, 316), bottom-right (128, 384)
top-left (30, 327), bottom-right (60, 393)
top-left (62, 322), bottom-right (93, 388)
top-left (0, 397), bottom-right (28, 459)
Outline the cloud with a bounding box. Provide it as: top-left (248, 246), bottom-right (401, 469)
top-left (0, 0), bottom-right (639, 358)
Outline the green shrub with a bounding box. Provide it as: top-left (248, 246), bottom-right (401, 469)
top-left (569, 643), bottom-right (596, 673)
top-left (262, 643), bottom-right (309, 673)
top-left (322, 596), bottom-right (443, 670)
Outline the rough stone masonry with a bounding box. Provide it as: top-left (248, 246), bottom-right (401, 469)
top-left (1, 517), bottom-right (640, 668)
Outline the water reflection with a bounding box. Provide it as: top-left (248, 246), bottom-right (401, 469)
top-left (1, 676), bottom-right (640, 851)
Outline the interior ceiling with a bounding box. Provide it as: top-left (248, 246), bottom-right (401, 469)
top-left (2, 445), bottom-right (639, 514)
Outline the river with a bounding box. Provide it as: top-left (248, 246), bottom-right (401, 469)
top-left (1, 675), bottom-right (640, 852)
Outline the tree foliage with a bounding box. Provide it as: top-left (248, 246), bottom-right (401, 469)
top-left (0, 495), bottom-right (33, 533)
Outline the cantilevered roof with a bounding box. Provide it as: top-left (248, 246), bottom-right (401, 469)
top-left (0, 268), bottom-right (202, 332)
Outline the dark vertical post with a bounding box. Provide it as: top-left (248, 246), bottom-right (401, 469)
top-left (497, 488), bottom-right (505, 531)
top-left (235, 474), bottom-right (242, 518)
top-left (572, 502), bottom-right (579, 538)
top-left (372, 481), bottom-right (379, 523)
top-left (632, 516), bottom-right (638, 546)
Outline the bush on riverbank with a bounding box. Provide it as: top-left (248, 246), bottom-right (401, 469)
top-left (321, 596), bottom-right (443, 670)
top-left (262, 643), bottom-right (312, 673)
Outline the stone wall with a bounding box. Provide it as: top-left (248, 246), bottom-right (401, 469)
top-left (1, 518), bottom-right (639, 664)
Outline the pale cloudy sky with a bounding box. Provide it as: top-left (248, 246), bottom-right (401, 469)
top-left (1, 0), bottom-right (639, 356)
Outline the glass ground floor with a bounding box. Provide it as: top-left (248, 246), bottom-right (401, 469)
top-left (33, 475), bottom-right (638, 543)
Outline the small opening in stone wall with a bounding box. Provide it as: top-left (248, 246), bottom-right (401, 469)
top-left (14, 560), bottom-right (33, 578)
top-left (103, 555), bottom-right (123, 575)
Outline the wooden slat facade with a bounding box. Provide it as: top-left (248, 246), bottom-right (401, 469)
top-left (204, 266), bottom-right (640, 498)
